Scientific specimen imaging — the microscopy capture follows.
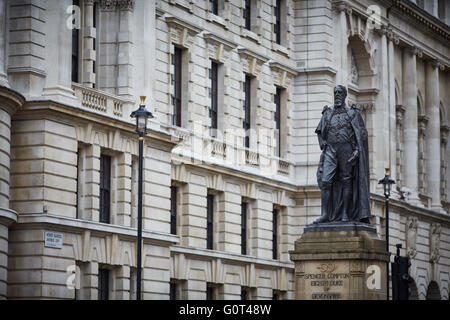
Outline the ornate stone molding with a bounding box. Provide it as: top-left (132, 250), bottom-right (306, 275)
top-left (206, 174), bottom-right (225, 193)
top-left (396, 104), bottom-right (406, 123)
top-left (418, 115), bottom-right (429, 137)
top-left (165, 16), bottom-right (201, 49)
top-left (429, 59), bottom-right (445, 71)
top-left (237, 48), bottom-right (268, 78)
top-left (441, 125), bottom-right (450, 145)
top-left (203, 32), bottom-right (237, 63)
top-left (406, 217), bottom-right (419, 259)
top-left (429, 223), bottom-right (441, 264)
top-left (406, 46), bottom-right (424, 58)
top-left (98, 0), bottom-right (134, 11)
top-left (241, 183), bottom-right (256, 200)
top-left (268, 61), bottom-right (297, 89)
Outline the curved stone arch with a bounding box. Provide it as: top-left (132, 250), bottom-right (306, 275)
top-left (417, 90), bottom-right (426, 116)
top-left (426, 280), bottom-right (442, 300)
top-left (348, 34), bottom-right (376, 89)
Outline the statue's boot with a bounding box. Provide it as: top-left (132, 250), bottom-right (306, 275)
top-left (314, 187), bottom-right (331, 224)
top-left (341, 179), bottom-right (351, 222)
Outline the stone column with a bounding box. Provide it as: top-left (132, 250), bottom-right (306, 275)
top-left (82, 0), bottom-right (96, 87)
top-left (388, 31), bottom-right (400, 196)
top-left (42, 0), bottom-right (76, 104)
top-left (0, 0), bottom-right (8, 87)
top-left (402, 47), bottom-right (421, 205)
top-left (426, 60), bottom-right (443, 211)
top-left (117, 1), bottom-right (134, 98)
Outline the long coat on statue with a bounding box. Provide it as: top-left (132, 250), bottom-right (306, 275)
top-left (315, 104), bottom-right (371, 221)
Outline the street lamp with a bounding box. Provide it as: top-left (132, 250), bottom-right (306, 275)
top-left (130, 96), bottom-right (153, 300)
top-left (378, 168), bottom-right (395, 301)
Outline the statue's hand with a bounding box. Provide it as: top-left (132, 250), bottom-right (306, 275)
top-left (348, 149), bottom-right (359, 165)
top-left (320, 142), bottom-right (328, 151)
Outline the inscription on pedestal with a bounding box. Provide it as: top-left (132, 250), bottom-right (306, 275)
top-left (301, 262), bottom-right (351, 300)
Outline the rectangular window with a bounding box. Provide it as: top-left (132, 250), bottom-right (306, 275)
top-left (92, 1), bottom-right (98, 85)
top-left (273, 292), bottom-right (279, 300)
top-left (170, 281), bottom-right (177, 300)
top-left (71, 0), bottom-right (80, 83)
top-left (76, 148), bottom-right (81, 219)
top-left (210, 0), bottom-right (218, 15)
top-left (272, 208), bottom-right (278, 260)
top-left (98, 268), bottom-right (109, 300)
top-left (99, 154), bottom-right (111, 224)
top-left (241, 201), bottom-right (247, 255)
top-left (207, 194), bottom-right (214, 250)
top-left (210, 62), bottom-right (218, 134)
top-left (274, 0), bottom-right (281, 44)
top-left (243, 75), bottom-right (252, 149)
top-left (206, 283), bottom-right (215, 300)
top-left (241, 287), bottom-right (248, 300)
top-left (172, 47), bottom-right (183, 127)
top-left (274, 87), bottom-right (281, 157)
top-left (170, 186), bottom-right (178, 235)
top-left (243, 0), bottom-right (251, 30)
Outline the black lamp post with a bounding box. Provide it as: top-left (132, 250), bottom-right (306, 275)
top-left (130, 96), bottom-right (153, 300)
top-left (378, 168), bottom-right (395, 301)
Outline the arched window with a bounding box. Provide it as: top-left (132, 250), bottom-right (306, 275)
top-left (426, 281), bottom-right (441, 300)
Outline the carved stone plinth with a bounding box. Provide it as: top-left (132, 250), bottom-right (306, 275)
top-left (289, 223), bottom-right (389, 300)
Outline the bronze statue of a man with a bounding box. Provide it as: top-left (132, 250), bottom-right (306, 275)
top-left (314, 85), bottom-right (371, 224)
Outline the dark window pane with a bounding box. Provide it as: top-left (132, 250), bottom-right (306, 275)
top-left (207, 194), bottom-right (214, 250)
top-left (241, 288), bottom-right (248, 300)
top-left (170, 282), bottom-right (177, 300)
top-left (207, 284), bottom-right (214, 300)
top-left (173, 47), bottom-right (183, 127)
top-left (244, 0), bottom-right (251, 30)
top-left (210, 62), bottom-right (218, 132)
top-left (98, 269), bottom-right (109, 300)
top-left (170, 186), bottom-right (177, 235)
top-left (100, 154), bottom-right (111, 224)
top-left (71, 0), bottom-right (80, 83)
top-left (272, 208), bottom-right (278, 260)
top-left (243, 76), bottom-right (251, 148)
top-left (275, 87), bottom-right (281, 157)
top-left (241, 201), bottom-right (247, 255)
top-left (210, 0), bottom-right (218, 15)
top-left (274, 0), bottom-right (281, 44)
top-left (273, 293), bottom-right (279, 300)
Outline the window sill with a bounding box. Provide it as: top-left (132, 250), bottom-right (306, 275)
top-left (241, 28), bottom-right (261, 44)
top-left (272, 42), bottom-right (289, 57)
top-left (206, 12), bottom-right (228, 29)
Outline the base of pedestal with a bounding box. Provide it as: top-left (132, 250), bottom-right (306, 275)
top-left (289, 224), bottom-right (389, 300)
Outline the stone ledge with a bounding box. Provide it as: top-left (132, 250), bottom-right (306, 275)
top-left (0, 207), bottom-right (18, 227)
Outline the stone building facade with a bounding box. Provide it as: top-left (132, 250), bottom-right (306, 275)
top-left (0, 0), bottom-right (449, 300)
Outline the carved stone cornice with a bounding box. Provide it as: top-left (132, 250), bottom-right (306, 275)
top-left (203, 32), bottom-right (237, 63)
top-left (268, 61), bottom-right (297, 89)
top-left (165, 16), bottom-right (201, 49)
top-left (237, 47), bottom-right (268, 77)
top-left (392, 0), bottom-right (450, 43)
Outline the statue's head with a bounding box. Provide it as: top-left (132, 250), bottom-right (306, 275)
top-left (334, 85), bottom-right (347, 107)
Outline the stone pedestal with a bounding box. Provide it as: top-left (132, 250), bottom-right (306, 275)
top-left (290, 222), bottom-right (389, 300)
